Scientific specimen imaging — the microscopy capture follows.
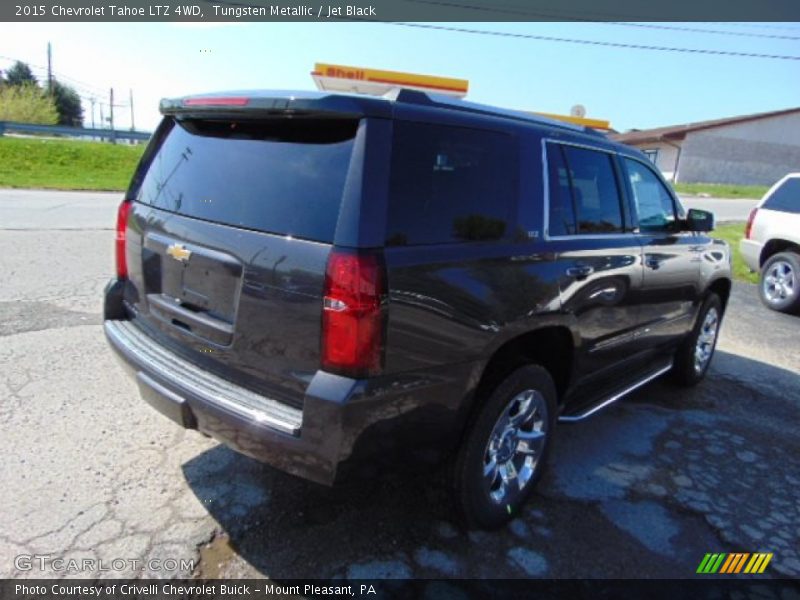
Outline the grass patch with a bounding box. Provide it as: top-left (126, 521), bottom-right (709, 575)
top-left (0, 136), bottom-right (145, 191)
top-left (672, 182), bottom-right (768, 199)
top-left (713, 222), bottom-right (758, 284)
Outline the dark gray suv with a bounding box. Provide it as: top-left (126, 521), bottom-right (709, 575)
top-left (104, 89), bottom-right (732, 528)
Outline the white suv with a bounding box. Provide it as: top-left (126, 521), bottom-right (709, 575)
top-left (740, 173), bottom-right (800, 313)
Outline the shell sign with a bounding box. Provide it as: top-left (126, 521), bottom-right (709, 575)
top-left (311, 62), bottom-right (469, 97)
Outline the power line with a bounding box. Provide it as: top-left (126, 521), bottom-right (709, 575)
top-left (601, 21), bottom-right (800, 41)
top-left (0, 55), bottom-right (132, 129)
top-left (207, 0), bottom-right (799, 28)
top-left (11, 63), bottom-right (104, 100)
top-left (206, 1), bottom-right (800, 60)
top-left (394, 0), bottom-right (800, 29)
top-left (0, 54), bottom-right (108, 97)
top-left (720, 22), bottom-right (800, 33)
top-left (382, 22), bottom-right (800, 61)
top-left (393, 0), bottom-right (800, 40)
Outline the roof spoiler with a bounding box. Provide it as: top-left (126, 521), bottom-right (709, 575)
top-left (159, 91), bottom-right (391, 119)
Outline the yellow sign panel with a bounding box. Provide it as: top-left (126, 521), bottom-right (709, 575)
top-left (312, 63), bottom-right (609, 128)
top-left (533, 111), bottom-right (611, 130)
top-left (313, 62), bottom-right (469, 94)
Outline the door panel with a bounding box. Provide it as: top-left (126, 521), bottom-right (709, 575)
top-left (543, 141), bottom-right (647, 383)
top-left (548, 237), bottom-right (645, 376)
top-left (621, 156), bottom-right (704, 349)
top-left (636, 232), bottom-right (707, 346)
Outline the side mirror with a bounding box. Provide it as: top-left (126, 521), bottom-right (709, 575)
top-left (684, 208), bottom-right (715, 232)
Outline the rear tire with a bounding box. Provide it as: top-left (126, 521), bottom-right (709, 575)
top-left (452, 365), bottom-right (556, 529)
top-left (672, 293), bottom-right (722, 387)
top-left (759, 251), bottom-right (800, 314)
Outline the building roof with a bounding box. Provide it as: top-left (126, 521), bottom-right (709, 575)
top-left (611, 107), bottom-right (800, 145)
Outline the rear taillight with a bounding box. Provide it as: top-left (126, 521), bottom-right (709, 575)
top-left (744, 208), bottom-right (758, 239)
top-left (182, 96), bottom-right (249, 107)
top-left (115, 200), bottom-right (132, 279)
top-left (321, 249), bottom-right (386, 378)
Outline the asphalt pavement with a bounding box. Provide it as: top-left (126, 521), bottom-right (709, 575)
top-left (0, 188), bottom-right (121, 230)
top-left (678, 196), bottom-right (758, 222)
top-left (0, 189), bottom-right (797, 581)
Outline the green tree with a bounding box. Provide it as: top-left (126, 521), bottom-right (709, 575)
top-left (0, 83), bottom-right (58, 124)
top-left (5, 61), bottom-right (38, 86)
top-left (51, 80), bottom-right (83, 127)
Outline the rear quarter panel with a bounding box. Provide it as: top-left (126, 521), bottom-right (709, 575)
top-left (752, 209), bottom-right (800, 254)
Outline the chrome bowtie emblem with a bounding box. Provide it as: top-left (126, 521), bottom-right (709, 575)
top-left (166, 243), bottom-right (192, 262)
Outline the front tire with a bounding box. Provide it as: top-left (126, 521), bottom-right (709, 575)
top-left (672, 293), bottom-right (722, 386)
top-left (453, 365), bottom-right (557, 529)
top-left (759, 251), bottom-right (800, 314)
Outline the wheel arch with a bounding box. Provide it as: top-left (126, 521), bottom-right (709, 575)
top-left (759, 239), bottom-right (800, 267)
top-left (470, 325), bottom-right (575, 415)
top-left (708, 277), bottom-right (732, 314)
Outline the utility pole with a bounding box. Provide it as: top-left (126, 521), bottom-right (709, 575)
top-left (129, 89), bottom-right (135, 131)
top-left (90, 98), bottom-right (96, 129)
top-left (47, 42), bottom-right (53, 94)
top-left (109, 87), bottom-right (116, 144)
top-left (99, 103), bottom-right (105, 142)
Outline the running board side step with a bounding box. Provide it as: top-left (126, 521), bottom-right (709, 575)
top-left (558, 361), bottom-right (673, 423)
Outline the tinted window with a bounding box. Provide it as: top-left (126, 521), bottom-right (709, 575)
top-left (135, 117), bottom-right (358, 243)
top-left (624, 158), bottom-right (677, 232)
top-left (386, 122), bottom-right (517, 246)
top-left (547, 145), bottom-right (577, 236)
top-left (763, 177), bottom-right (800, 213)
top-left (547, 143), bottom-right (624, 235)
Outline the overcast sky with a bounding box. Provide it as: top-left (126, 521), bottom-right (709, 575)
top-left (1, 21), bottom-right (798, 132)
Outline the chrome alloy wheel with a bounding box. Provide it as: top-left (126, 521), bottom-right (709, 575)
top-left (694, 307), bottom-right (719, 374)
top-left (483, 389), bottom-right (548, 505)
top-left (763, 260), bottom-right (796, 304)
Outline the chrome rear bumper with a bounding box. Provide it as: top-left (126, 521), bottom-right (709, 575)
top-left (104, 319), bottom-right (302, 436)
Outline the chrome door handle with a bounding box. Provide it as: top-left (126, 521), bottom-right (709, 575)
top-left (566, 265), bottom-right (594, 280)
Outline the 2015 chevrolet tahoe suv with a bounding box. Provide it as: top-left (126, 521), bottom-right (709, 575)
top-left (104, 90), bottom-right (732, 528)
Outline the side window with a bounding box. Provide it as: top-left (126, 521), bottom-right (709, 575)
top-left (385, 122), bottom-right (517, 246)
top-left (547, 144), bottom-right (577, 236)
top-left (624, 158), bottom-right (677, 232)
top-left (763, 178), bottom-right (800, 213)
top-left (546, 143), bottom-right (624, 235)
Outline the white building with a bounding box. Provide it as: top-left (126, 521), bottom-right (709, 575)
top-left (611, 107), bottom-right (800, 185)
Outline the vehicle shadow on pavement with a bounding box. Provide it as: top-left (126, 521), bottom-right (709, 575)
top-left (182, 445), bottom-right (455, 578)
top-left (180, 350), bottom-right (800, 579)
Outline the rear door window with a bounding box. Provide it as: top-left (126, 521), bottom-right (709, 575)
top-left (763, 177), bottom-right (800, 213)
top-left (385, 122), bottom-right (517, 246)
top-left (135, 117), bottom-right (359, 243)
top-left (546, 143), bottom-right (625, 236)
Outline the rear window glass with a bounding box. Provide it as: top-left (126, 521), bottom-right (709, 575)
top-left (764, 177), bottom-right (800, 213)
top-left (135, 117), bottom-right (358, 242)
top-left (385, 122), bottom-right (517, 246)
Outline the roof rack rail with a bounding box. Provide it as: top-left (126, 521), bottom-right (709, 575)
top-left (390, 88), bottom-right (604, 136)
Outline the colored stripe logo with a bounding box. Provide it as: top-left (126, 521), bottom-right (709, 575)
top-left (697, 553), bottom-right (773, 574)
